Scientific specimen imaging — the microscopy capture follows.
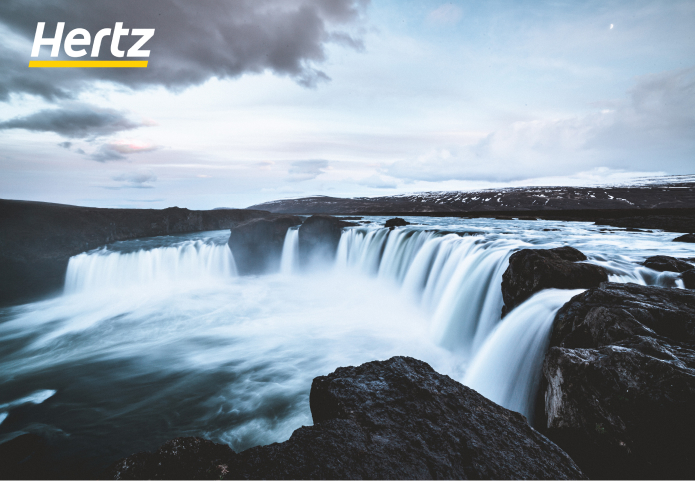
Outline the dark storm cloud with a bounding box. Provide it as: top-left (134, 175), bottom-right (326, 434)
top-left (288, 159), bottom-right (329, 181)
top-left (0, 0), bottom-right (369, 101)
top-left (0, 103), bottom-right (144, 138)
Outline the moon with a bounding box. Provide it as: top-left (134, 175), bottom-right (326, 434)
top-left (610, 24), bottom-right (614, 29)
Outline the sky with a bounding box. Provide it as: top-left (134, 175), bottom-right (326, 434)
top-left (0, 0), bottom-right (693, 209)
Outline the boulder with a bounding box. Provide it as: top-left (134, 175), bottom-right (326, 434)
top-left (384, 217), bottom-right (409, 228)
top-left (298, 215), bottom-right (347, 267)
top-left (541, 283), bottom-right (695, 479)
top-left (228, 216), bottom-right (302, 274)
top-left (107, 357), bottom-right (585, 480)
top-left (642, 255), bottom-right (693, 273)
top-left (501, 246), bottom-right (608, 317)
top-left (673, 233), bottom-right (695, 243)
top-left (683, 269), bottom-right (695, 289)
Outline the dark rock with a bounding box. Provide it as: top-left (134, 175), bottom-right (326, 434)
top-left (674, 233), bottom-right (695, 243)
top-left (384, 217), bottom-right (409, 228)
top-left (642, 255), bottom-right (693, 273)
top-left (228, 216), bottom-right (302, 274)
top-left (0, 433), bottom-right (50, 479)
top-left (107, 437), bottom-right (237, 480)
top-left (501, 246), bottom-right (608, 317)
top-left (0, 199), bottom-right (272, 306)
top-left (107, 357), bottom-right (585, 480)
top-left (683, 269), bottom-right (695, 289)
top-left (542, 283), bottom-right (695, 479)
top-left (298, 215), bottom-right (347, 267)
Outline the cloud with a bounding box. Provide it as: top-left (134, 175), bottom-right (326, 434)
top-left (356, 174), bottom-right (398, 189)
top-left (0, 0), bottom-right (369, 101)
top-left (109, 170), bottom-right (157, 189)
top-left (57, 141), bottom-right (72, 149)
top-left (385, 67), bottom-right (695, 183)
top-left (426, 4), bottom-right (463, 26)
top-left (89, 140), bottom-right (158, 162)
top-left (0, 103), bottom-right (145, 138)
top-left (287, 159), bottom-right (329, 181)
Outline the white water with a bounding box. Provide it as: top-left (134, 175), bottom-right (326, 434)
top-left (65, 239), bottom-right (236, 294)
top-left (464, 289), bottom-right (584, 422)
top-left (0, 217), bottom-right (692, 470)
top-left (280, 228), bottom-right (299, 275)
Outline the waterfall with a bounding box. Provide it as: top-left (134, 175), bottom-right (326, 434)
top-left (335, 227), bottom-right (524, 359)
top-left (463, 289), bottom-right (584, 421)
top-left (64, 240), bottom-right (237, 294)
top-left (280, 228), bottom-right (299, 274)
top-left (61, 223), bottom-right (674, 429)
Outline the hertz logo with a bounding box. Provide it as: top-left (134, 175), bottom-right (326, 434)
top-left (29, 22), bottom-right (154, 68)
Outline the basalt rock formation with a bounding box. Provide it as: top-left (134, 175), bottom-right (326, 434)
top-left (682, 269), bottom-right (695, 289)
top-left (384, 217), bottom-right (409, 229)
top-left (297, 215), bottom-right (352, 267)
top-left (107, 357), bottom-right (585, 480)
top-left (642, 255), bottom-right (694, 273)
top-left (0, 199), bottom-right (272, 306)
top-left (501, 246), bottom-right (608, 317)
top-left (541, 283), bottom-right (695, 479)
top-left (227, 216), bottom-right (303, 274)
top-left (673, 233), bottom-right (695, 243)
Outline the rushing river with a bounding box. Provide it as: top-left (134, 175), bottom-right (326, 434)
top-left (0, 216), bottom-right (693, 475)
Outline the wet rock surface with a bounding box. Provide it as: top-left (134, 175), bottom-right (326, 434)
top-left (682, 269), bottom-right (695, 289)
top-left (0, 199), bottom-right (272, 305)
top-left (384, 217), bottom-right (409, 228)
top-left (542, 283), bottom-right (695, 479)
top-left (298, 215), bottom-right (351, 267)
top-left (106, 357), bottom-right (585, 480)
top-left (642, 255), bottom-right (694, 273)
top-left (228, 216), bottom-right (302, 274)
top-left (501, 246), bottom-right (608, 317)
top-left (673, 233), bottom-right (695, 243)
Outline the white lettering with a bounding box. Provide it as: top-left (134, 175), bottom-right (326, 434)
top-left (111, 22), bottom-right (129, 58)
top-left (127, 29), bottom-right (155, 58)
top-left (31, 22), bottom-right (65, 57)
top-left (91, 28), bottom-right (112, 57)
top-left (64, 28), bottom-right (91, 57)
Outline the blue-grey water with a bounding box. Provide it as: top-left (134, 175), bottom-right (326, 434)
top-left (0, 216), bottom-right (693, 475)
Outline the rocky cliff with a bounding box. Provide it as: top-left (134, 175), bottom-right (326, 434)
top-left (541, 283), bottom-right (695, 479)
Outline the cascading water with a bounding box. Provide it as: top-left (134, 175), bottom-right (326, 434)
top-left (1, 216), bottom-right (692, 475)
top-left (463, 288), bottom-right (585, 422)
top-left (280, 227), bottom-right (299, 275)
top-left (65, 239), bottom-right (237, 294)
top-left (336, 228), bottom-right (523, 358)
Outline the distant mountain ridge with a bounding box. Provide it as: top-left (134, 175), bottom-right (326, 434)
top-left (247, 180), bottom-right (695, 214)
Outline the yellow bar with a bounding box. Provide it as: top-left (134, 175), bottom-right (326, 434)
top-left (28, 60), bottom-right (148, 68)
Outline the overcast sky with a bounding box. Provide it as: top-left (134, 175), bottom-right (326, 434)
top-left (0, 0), bottom-right (693, 209)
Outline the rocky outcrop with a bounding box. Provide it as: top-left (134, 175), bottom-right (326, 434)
top-left (541, 283), bottom-right (695, 479)
top-left (384, 217), bottom-right (409, 228)
top-left (501, 246), bottom-right (608, 317)
top-left (683, 269), bottom-right (695, 289)
top-left (107, 357), bottom-right (585, 480)
top-left (0, 199), bottom-right (272, 306)
top-left (673, 233), bottom-right (695, 243)
top-left (642, 255), bottom-right (693, 273)
top-left (297, 215), bottom-right (347, 267)
top-left (228, 216), bottom-right (303, 274)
